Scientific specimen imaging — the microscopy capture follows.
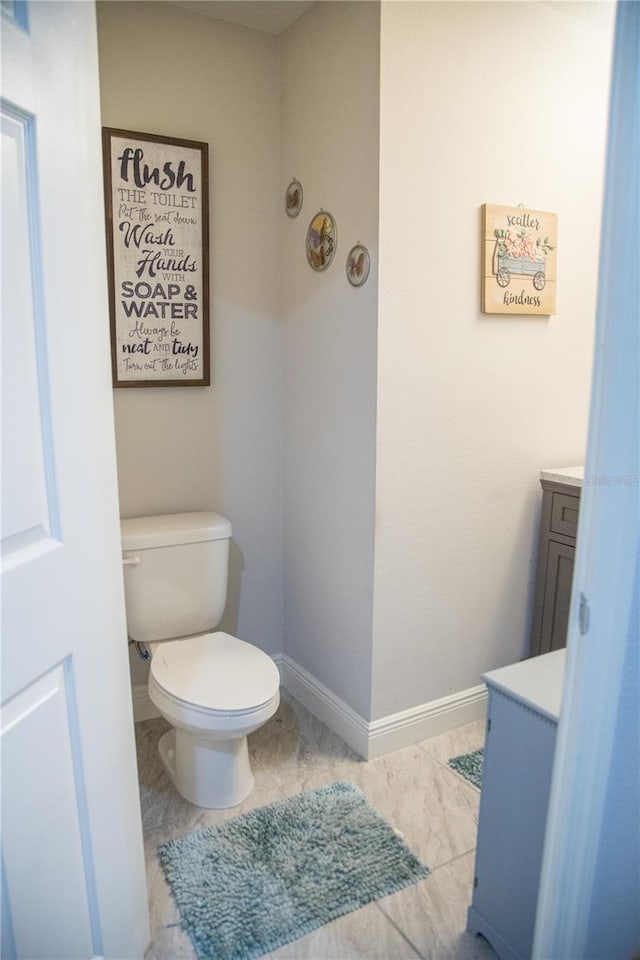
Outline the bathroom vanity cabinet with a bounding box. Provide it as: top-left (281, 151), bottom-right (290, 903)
top-left (467, 650), bottom-right (565, 960)
top-left (529, 467), bottom-right (583, 658)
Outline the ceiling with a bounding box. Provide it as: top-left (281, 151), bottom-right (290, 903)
top-left (170, 1), bottom-right (314, 34)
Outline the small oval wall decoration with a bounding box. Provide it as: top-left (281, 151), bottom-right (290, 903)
top-left (346, 244), bottom-right (370, 287)
top-left (306, 211), bottom-right (337, 272)
top-left (285, 179), bottom-right (303, 218)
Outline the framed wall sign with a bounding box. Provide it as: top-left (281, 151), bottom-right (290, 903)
top-left (102, 128), bottom-right (210, 387)
top-left (482, 204), bottom-right (557, 316)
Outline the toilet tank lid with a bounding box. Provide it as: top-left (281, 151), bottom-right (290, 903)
top-left (121, 512), bottom-right (232, 551)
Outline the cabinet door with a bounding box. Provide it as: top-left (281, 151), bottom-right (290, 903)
top-left (469, 690), bottom-right (558, 960)
top-left (539, 540), bottom-right (575, 654)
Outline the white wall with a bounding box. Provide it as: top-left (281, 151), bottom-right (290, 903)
top-left (279, 2), bottom-right (380, 719)
top-left (97, 2), bottom-right (283, 683)
top-left (373, 1), bottom-right (614, 718)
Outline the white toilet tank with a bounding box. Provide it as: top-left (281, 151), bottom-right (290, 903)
top-left (121, 512), bottom-right (232, 644)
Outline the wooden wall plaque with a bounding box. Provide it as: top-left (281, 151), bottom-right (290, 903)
top-left (482, 204), bottom-right (557, 316)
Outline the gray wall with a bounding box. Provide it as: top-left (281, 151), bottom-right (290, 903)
top-left (97, 2), bottom-right (284, 687)
top-left (279, 2), bottom-right (380, 719)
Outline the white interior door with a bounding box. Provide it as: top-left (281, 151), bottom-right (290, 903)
top-left (1, 2), bottom-right (149, 957)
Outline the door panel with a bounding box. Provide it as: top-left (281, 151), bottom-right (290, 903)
top-left (1, 664), bottom-right (94, 959)
top-left (1, 103), bottom-right (59, 563)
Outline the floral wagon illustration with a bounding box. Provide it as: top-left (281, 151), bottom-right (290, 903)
top-left (492, 228), bottom-right (554, 291)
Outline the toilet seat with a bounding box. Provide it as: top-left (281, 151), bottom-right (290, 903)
top-left (149, 631), bottom-right (280, 715)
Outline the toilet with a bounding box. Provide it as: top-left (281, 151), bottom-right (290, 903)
top-left (121, 511), bottom-right (280, 809)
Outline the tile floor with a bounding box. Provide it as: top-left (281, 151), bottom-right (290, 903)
top-left (137, 691), bottom-right (497, 960)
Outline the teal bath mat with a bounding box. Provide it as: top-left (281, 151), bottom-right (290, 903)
top-left (448, 748), bottom-right (484, 789)
top-left (158, 781), bottom-right (430, 960)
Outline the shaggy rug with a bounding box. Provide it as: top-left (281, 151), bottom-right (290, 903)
top-left (448, 748), bottom-right (484, 789)
top-left (158, 780), bottom-right (430, 960)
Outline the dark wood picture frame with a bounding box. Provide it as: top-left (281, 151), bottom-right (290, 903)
top-left (102, 128), bottom-right (210, 387)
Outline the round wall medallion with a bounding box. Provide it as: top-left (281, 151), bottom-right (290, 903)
top-left (285, 179), bottom-right (303, 218)
top-left (306, 211), bottom-right (337, 272)
top-left (346, 244), bottom-right (370, 287)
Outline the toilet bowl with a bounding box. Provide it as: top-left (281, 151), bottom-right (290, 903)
top-left (121, 511), bottom-right (280, 809)
top-left (147, 631), bottom-right (280, 808)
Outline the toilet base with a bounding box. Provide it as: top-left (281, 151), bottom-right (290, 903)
top-left (158, 727), bottom-right (255, 809)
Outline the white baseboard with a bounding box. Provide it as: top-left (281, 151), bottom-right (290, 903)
top-left (132, 683), bottom-right (160, 723)
top-left (279, 655), bottom-right (371, 757)
top-left (279, 654), bottom-right (488, 760)
top-left (132, 651), bottom-right (488, 760)
top-left (271, 651), bottom-right (285, 675)
top-left (366, 683), bottom-right (488, 759)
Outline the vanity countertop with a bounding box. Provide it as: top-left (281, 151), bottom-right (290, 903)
top-left (482, 648), bottom-right (566, 723)
top-left (540, 465), bottom-right (584, 487)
